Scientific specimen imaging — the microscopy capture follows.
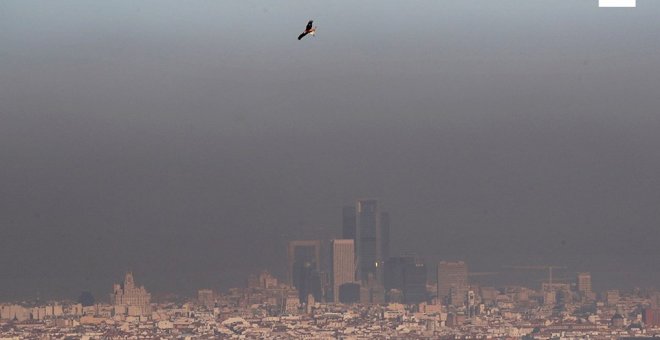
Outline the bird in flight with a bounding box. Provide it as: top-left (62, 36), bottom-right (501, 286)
top-left (298, 20), bottom-right (316, 40)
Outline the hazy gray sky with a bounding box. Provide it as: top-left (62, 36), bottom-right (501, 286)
top-left (1, 0), bottom-right (660, 300)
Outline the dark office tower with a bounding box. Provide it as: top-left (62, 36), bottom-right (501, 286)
top-left (338, 283), bottom-right (361, 303)
top-left (403, 261), bottom-right (427, 304)
top-left (384, 256), bottom-right (413, 292)
top-left (342, 206), bottom-right (357, 241)
top-left (379, 212), bottom-right (390, 262)
top-left (356, 199), bottom-right (379, 282)
top-left (287, 240), bottom-right (322, 303)
top-left (384, 256), bottom-right (427, 304)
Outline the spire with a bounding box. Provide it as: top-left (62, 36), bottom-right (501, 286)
top-left (124, 272), bottom-right (135, 289)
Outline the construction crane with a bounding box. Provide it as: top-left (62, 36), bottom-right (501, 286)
top-left (502, 265), bottom-right (567, 290)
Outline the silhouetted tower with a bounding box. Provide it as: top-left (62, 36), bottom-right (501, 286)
top-left (342, 206), bottom-right (357, 241)
top-left (352, 199), bottom-right (390, 284)
top-left (380, 212), bottom-right (390, 262)
top-left (287, 240), bottom-right (322, 303)
top-left (356, 199), bottom-right (379, 282)
top-left (403, 260), bottom-right (427, 304)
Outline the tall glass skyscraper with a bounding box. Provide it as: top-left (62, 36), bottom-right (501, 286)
top-left (342, 206), bottom-right (357, 242)
top-left (356, 199), bottom-right (380, 282)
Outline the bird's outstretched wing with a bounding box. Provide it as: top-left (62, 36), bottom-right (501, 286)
top-left (306, 20), bottom-right (313, 31)
top-left (298, 32), bottom-right (308, 40)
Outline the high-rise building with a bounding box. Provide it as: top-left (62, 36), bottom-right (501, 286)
top-left (331, 239), bottom-right (356, 303)
top-left (258, 270), bottom-right (279, 289)
top-left (287, 240), bottom-right (322, 303)
top-left (247, 274), bottom-right (260, 289)
top-left (437, 261), bottom-right (468, 306)
top-left (1, 305), bottom-right (30, 321)
top-left (380, 212), bottom-right (390, 262)
top-left (198, 289), bottom-right (215, 308)
top-left (384, 256), bottom-right (413, 292)
top-left (355, 199), bottom-right (390, 283)
top-left (342, 206), bottom-right (357, 241)
top-left (643, 308), bottom-right (660, 327)
top-left (606, 290), bottom-right (620, 306)
top-left (110, 272), bottom-right (152, 316)
top-left (356, 199), bottom-right (378, 282)
top-left (338, 283), bottom-right (361, 303)
top-left (403, 261), bottom-right (427, 304)
top-left (384, 256), bottom-right (427, 304)
top-left (577, 272), bottom-right (592, 296)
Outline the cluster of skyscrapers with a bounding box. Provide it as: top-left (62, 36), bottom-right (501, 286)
top-left (287, 199), bottom-right (388, 305)
top-left (285, 198), bottom-right (470, 309)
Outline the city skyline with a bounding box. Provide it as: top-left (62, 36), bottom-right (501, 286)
top-left (0, 198), bottom-right (649, 304)
top-left (0, 194), bottom-right (657, 302)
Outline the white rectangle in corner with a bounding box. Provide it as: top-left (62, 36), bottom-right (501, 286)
top-left (599, 0), bottom-right (636, 7)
